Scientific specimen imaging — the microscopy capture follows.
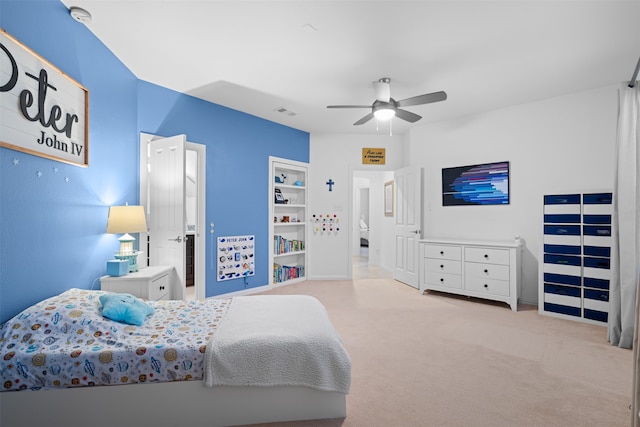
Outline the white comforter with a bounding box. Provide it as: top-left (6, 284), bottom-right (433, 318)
top-left (203, 295), bottom-right (351, 394)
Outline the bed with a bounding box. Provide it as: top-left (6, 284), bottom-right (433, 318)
top-left (0, 288), bottom-right (351, 427)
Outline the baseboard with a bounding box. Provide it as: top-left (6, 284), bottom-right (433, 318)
top-left (308, 275), bottom-right (351, 280)
top-left (207, 284), bottom-right (271, 299)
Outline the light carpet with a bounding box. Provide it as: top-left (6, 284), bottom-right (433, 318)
top-left (247, 258), bottom-right (632, 427)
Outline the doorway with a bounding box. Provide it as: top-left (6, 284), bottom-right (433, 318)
top-left (139, 133), bottom-right (206, 301)
top-left (351, 170), bottom-right (394, 277)
top-left (354, 181), bottom-right (370, 260)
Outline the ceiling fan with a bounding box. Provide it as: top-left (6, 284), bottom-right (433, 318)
top-left (327, 78), bottom-right (447, 126)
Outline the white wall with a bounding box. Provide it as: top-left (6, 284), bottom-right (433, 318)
top-left (408, 84), bottom-right (618, 305)
top-left (308, 134), bottom-right (404, 279)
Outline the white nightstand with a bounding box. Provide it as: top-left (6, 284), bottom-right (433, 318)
top-left (100, 265), bottom-right (173, 301)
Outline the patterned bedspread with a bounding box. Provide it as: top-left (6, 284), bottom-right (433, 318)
top-left (0, 288), bottom-right (231, 392)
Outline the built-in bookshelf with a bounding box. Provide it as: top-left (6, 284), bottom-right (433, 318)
top-left (269, 156), bottom-right (308, 286)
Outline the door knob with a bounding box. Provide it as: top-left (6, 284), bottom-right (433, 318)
top-left (169, 236), bottom-right (183, 243)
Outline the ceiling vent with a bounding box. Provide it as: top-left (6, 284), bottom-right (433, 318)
top-left (274, 107), bottom-right (296, 117)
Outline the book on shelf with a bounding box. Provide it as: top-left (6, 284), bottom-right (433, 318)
top-left (273, 235), bottom-right (305, 254)
top-left (273, 263), bottom-right (305, 283)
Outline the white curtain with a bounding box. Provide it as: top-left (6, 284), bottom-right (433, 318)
top-left (633, 274), bottom-right (640, 427)
top-left (609, 81), bottom-right (640, 350)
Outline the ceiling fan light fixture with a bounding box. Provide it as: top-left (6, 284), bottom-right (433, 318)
top-left (373, 106), bottom-right (395, 121)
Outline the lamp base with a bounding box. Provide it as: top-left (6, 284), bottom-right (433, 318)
top-left (114, 253), bottom-right (139, 273)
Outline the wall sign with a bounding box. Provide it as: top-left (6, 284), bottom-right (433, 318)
top-left (0, 28), bottom-right (89, 167)
top-left (362, 148), bottom-right (385, 165)
top-left (216, 235), bottom-right (255, 281)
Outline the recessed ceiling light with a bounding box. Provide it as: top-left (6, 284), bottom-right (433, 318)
top-left (69, 6), bottom-right (92, 23)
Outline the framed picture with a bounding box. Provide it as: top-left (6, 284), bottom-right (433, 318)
top-left (384, 180), bottom-right (394, 216)
top-left (442, 161), bottom-right (509, 206)
top-left (274, 188), bottom-right (286, 204)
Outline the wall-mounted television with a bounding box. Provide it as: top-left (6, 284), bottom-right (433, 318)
top-left (442, 161), bottom-right (510, 206)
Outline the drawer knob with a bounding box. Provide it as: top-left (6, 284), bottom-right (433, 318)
top-left (484, 254), bottom-right (489, 258)
top-left (440, 264), bottom-right (444, 269)
top-left (483, 284), bottom-right (488, 288)
top-left (440, 251), bottom-right (444, 255)
top-left (440, 278), bottom-right (444, 282)
top-left (160, 286), bottom-right (165, 290)
top-left (484, 269), bottom-right (488, 274)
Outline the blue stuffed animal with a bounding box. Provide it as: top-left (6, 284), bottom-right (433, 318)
top-left (100, 293), bottom-right (154, 326)
top-left (275, 173), bottom-right (287, 183)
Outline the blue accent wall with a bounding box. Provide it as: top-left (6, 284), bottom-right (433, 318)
top-left (137, 82), bottom-right (309, 297)
top-left (0, 0), bottom-right (309, 323)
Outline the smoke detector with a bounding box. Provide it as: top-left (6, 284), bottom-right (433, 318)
top-left (69, 6), bottom-right (92, 23)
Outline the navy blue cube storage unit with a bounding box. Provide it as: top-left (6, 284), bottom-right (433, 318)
top-left (540, 192), bottom-right (612, 325)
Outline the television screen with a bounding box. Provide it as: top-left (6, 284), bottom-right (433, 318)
top-left (442, 161), bottom-right (509, 206)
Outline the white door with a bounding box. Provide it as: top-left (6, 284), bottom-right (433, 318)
top-left (148, 135), bottom-right (186, 299)
top-left (393, 165), bottom-right (423, 288)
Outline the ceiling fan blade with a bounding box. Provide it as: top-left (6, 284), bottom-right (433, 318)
top-left (397, 91), bottom-right (447, 108)
top-left (327, 105), bottom-right (371, 109)
top-left (354, 113), bottom-right (375, 125)
top-left (395, 108), bottom-right (422, 123)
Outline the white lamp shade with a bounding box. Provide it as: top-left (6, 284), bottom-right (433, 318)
top-left (106, 205), bottom-right (148, 234)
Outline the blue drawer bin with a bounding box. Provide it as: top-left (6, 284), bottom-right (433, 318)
top-left (544, 283), bottom-right (581, 297)
top-left (583, 225), bottom-right (611, 237)
top-left (544, 214), bottom-right (581, 224)
top-left (544, 254), bottom-right (581, 266)
top-left (544, 272), bottom-right (581, 286)
top-left (544, 194), bottom-right (581, 205)
top-left (583, 193), bottom-right (612, 204)
top-left (583, 246), bottom-right (610, 257)
top-left (584, 309), bottom-right (608, 322)
top-left (585, 288), bottom-right (609, 302)
top-left (584, 257), bottom-right (610, 270)
top-left (544, 225), bottom-right (581, 236)
top-left (584, 277), bottom-right (610, 290)
top-left (544, 244), bottom-right (581, 255)
top-left (544, 302), bottom-right (581, 317)
top-left (583, 214), bottom-right (612, 224)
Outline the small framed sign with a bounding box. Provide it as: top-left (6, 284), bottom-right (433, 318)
top-left (362, 148), bottom-right (385, 165)
top-left (0, 28), bottom-right (89, 167)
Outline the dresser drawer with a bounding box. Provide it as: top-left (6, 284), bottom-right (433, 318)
top-left (423, 244), bottom-right (462, 261)
top-left (148, 273), bottom-right (170, 300)
top-left (465, 276), bottom-right (510, 297)
top-left (465, 262), bottom-right (510, 281)
top-left (465, 247), bottom-right (510, 265)
top-left (423, 272), bottom-right (462, 289)
top-left (424, 258), bottom-right (462, 275)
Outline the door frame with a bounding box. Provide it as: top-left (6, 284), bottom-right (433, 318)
top-left (348, 166), bottom-right (395, 279)
top-left (139, 133), bottom-right (206, 300)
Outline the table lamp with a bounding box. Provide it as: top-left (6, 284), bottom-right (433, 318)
top-left (106, 205), bottom-right (148, 272)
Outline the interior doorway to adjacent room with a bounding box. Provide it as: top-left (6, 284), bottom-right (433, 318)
top-left (140, 133), bottom-right (206, 301)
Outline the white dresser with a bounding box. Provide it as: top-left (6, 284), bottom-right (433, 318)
top-left (420, 238), bottom-right (522, 311)
top-left (100, 265), bottom-right (173, 301)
